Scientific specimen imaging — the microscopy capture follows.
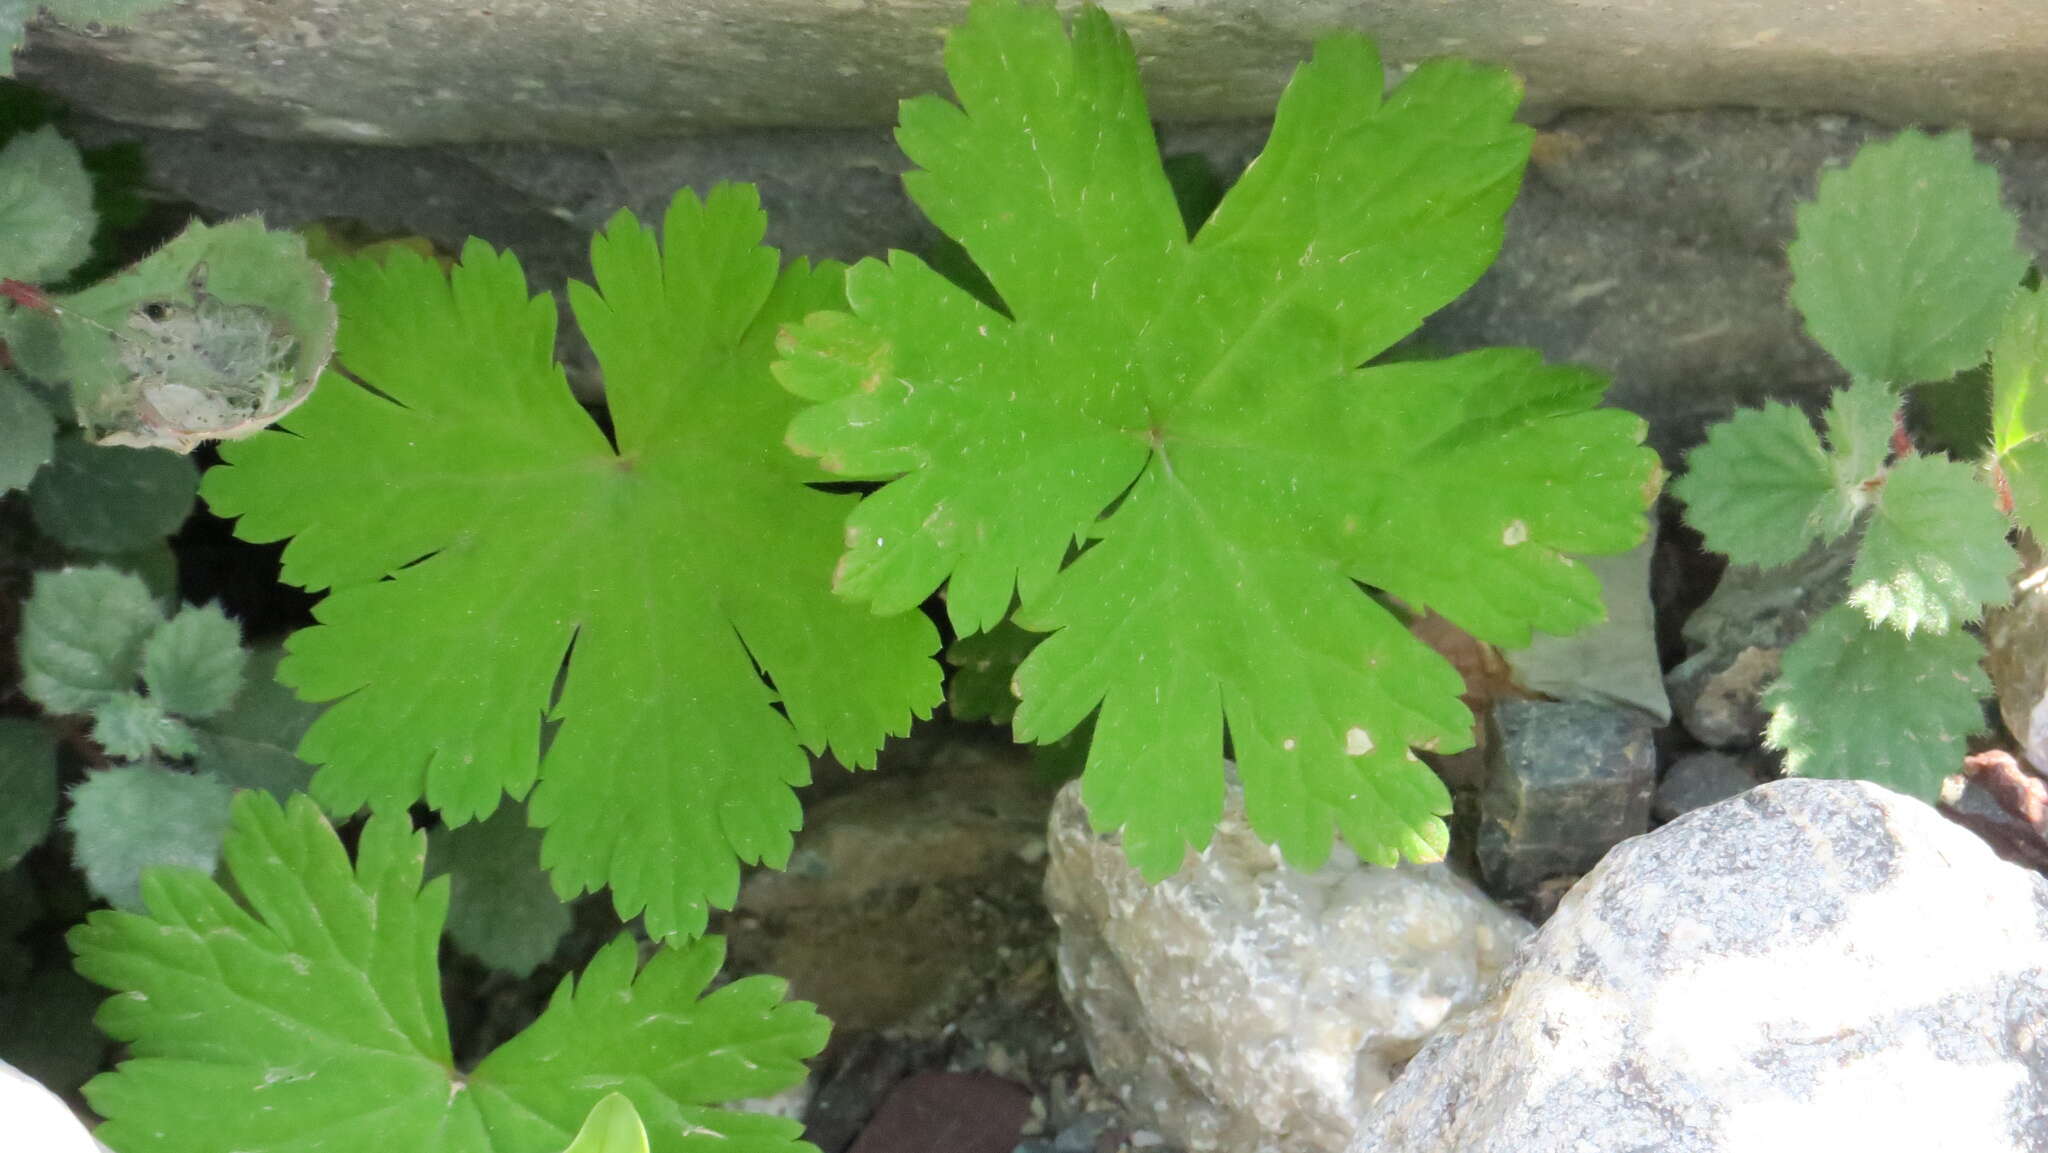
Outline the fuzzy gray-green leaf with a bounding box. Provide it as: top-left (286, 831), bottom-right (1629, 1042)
top-left (66, 765), bottom-right (233, 909)
top-left (90, 692), bottom-right (198, 760)
top-left (142, 603), bottom-right (246, 720)
top-left (1764, 603), bottom-right (1989, 800)
top-left (0, 372), bottom-right (56, 493)
top-left (19, 566), bottom-right (163, 715)
top-left (1789, 130), bottom-right (2025, 386)
top-left (28, 435), bottom-right (197, 553)
top-left (0, 126), bottom-right (93, 283)
top-left (1848, 453), bottom-right (2015, 636)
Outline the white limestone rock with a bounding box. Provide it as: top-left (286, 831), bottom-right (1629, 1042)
top-left (1045, 777), bottom-right (1531, 1153)
top-left (0, 1059), bottom-right (108, 1153)
top-left (1353, 779), bottom-right (2048, 1152)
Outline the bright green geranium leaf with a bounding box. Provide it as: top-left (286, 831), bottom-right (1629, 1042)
top-left (28, 434), bottom-right (198, 553)
top-left (1674, 392), bottom-right (1888, 569)
top-left (70, 792), bottom-right (828, 1153)
top-left (777, 2), bottom-right (1657, 878)
top-left (90, 692), bottom-right (199, 760)
top-left (1848, 453), bottom-right (2015, 635)
top-left (1991, 284), bottom-right (2048, 537)
top-left (427, 803), bottom-right (572, 977)
top-left (19, 565), bottom-right (163, 715)
top-left (1764, 603), bottom-right (1990, 800)
top-left (203, 186), bottom-right (942, 940)
top-left (0, 371), bottom-right (56, 492)
top-left (1788, 129), bottom-right (2024, 387)
top-left (0, 125), bottom-right (92, 283)
top-left (141, 602), bottom-right (246, 720)
top-left (66, 765), bottom-right (232, 909)
top-left (0, 718), bottom-right (59, 868)
top-left (28, 216), bottom-right (334, 452)
top-left (563, 1095), bottom-right (650, 1153)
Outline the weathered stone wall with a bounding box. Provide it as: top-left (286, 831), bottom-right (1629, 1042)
top-left (34, 2), bottom-right (2048, 455)
top-left (62, 107), bottom-right (2048, 457)
top-left (23, 0), bottom-right (2048, 143)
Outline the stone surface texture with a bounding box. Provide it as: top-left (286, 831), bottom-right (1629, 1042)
top-left (1502, 534), bottom-right (1670, 723)
top-left (1653, 750), bottom-right (1762, 823)
top-left (1044, 778), bottom-right (1530, 1153)
top-left (74, 107), bottom-right (2048, 457)
top-left (1477, 699), bottom-right (1656, 899)
top-left (26, 1), bottom-right (2048, 144)
top-left (722, 743), bottom-right (1059, 1037)
top-left (1666, 536), bottom-right (1854, 748)
top-left (1987, 544), bottom-right (2048, 776)
top-left (1353, 780), bottom-right (2048, 1153)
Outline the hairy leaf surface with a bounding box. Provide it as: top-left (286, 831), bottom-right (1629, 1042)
top-left (0, 125), bottom-right (92, 283)
top-left (0, 372), bottom-right (56, 492)
top-left (1788, 129), bottom-right (2025, 386)
top-left (1764, 603), bottom-right (1990, 799)
top-left (66, 765), bottom-right (231, 909)
top-left (71, 792), bottom-right (827, 1153)
top-left (777, 1), bottom-right (1657, 877)
top-left (1674, 383), bottom-right (1895, 570)
top-left (141, 602), bottom-right (246, 719)
top-left (19, 566), bottom-right (163, 715)
top-left (1847, 453), bottom-right (2014, 635)
top-left (205, 187), bottom-right (942, 939)
top-left (28, 435), bottom-right (197, 553)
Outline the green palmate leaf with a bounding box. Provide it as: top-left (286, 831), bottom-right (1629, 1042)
top-left (141, 602), bottom-right (246, 719)
top-left (564, 1096), bottom-right (651, 1153)
top-left (28, 433), bottom-right (198, 553)
top-left (0, 371), bottom-right (55, 492)
top-left (427, 803), bottom-right (573, 977)
top-left (66, 765), bottom-right (232, 909)
top-left (1788, 129), bottom-right (2025, 387)
top-left (71, 792), bottom-right (828, 1153)
top-left (776, 0), bottom-right (1658, 877)
top-left (90, 691), bottom-right (198, 759)
top-left (0, 125), bottom-right (92, 283)
top-left (1991, 284), bottom-right (2048, 537)
top-left (19, 216), bottom-right (335, 452)
top-left (1764, 603), bottom-right (1990, 800)
top-left (1848, 452), bottom-right (2015, 635)
top-left (1674, 383), bottom-right (1896, 570)
top-left (203, 186), bottom-right (942, 940)
top-left (19, 565), bottom-right (163, 715)
top-left (0, 718), bottom-right (59, 868)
